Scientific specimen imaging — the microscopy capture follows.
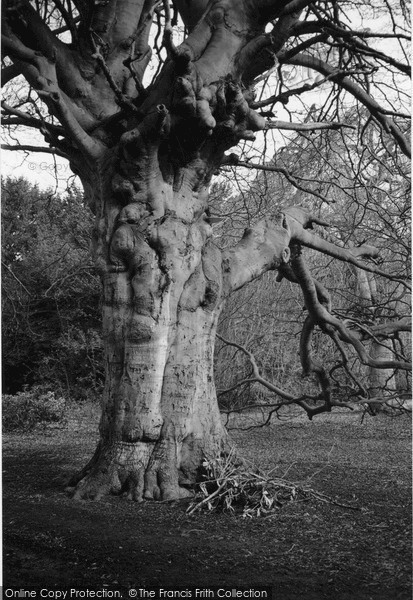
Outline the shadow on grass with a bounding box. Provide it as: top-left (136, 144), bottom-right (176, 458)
top-left (3, 405), bottom-right (412, 600)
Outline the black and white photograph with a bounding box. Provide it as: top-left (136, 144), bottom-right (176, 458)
top-left (1, 0), bottom-right (411, 598)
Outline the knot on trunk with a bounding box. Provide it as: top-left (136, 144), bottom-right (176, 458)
top-left (169, 71), bottom-right (267, 150)
top-left (112, 107), bottom-right (171, 206)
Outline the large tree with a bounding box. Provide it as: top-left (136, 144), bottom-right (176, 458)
top-left (2, 0), bottom-right (411, 501)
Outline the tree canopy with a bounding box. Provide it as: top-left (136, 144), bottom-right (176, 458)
top-left (2, 0), bottom-right (410, 164)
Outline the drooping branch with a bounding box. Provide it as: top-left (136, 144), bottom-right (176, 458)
top-left (222, 205), bottom-right (411, 385)
top-left (289, 245), bottom-right (411, 371)
top-left (283, 207), bottom-right (411, 289)
top-left (217, 333), bottom-right (353, 421)
top-left (222, 205), bottom-right (381, 295)
top-left (280, 52), bottom-right (411, 158)
top-left (217, 334), bottom-right (296, 403)
top-left (298, 315), bottom-right (340, 418)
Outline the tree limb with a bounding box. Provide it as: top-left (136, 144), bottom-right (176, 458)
top-left (280, 52), bottom-right (411, 158)
top-left (289, 246), bottom-right (411, 371)
top-left (283, 207), bottom-right (411, 289)
top-left (1, 62), bottom-right (22, 84)
top-left (222, 216), bottom-right (291, 294)
top-left (221, 154), bottom-right (333, 205)
top-left (1, 143), bottom-right (68, 158)
top-left (217, 333), bottom-right (354, 420)
top-left (265, 120), bottom-right (355, 132)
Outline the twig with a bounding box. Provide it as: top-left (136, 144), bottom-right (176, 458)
top-left (1, 260), bottom-right (33, 296)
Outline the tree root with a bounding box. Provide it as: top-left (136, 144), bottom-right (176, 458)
top-left (67, 439), bottom-right (196, 502)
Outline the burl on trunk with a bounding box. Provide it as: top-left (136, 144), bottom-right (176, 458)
top-left (69, 143), bottom-right (291, 501)
top-left (69, 122), bottom-right (291, 500)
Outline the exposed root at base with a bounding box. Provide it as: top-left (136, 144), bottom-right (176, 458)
top-left (66, 439), bottom-right (196, 502)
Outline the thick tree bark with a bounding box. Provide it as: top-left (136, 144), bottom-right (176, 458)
top-left (67, 139), bottom-right (293, 501)
top-left (68, 173), bottom-right (221, 499)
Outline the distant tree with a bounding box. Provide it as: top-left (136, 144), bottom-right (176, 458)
top-left (1, 0), bottom-right (410, 501)
top-left (1, 177), bottom-right (102, 397)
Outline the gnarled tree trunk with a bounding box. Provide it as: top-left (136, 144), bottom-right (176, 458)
top-left (68, 117), bottom-right (291, 500)
top-left (73, 187), bottom-right (227, 500)
top-left (60, 0), bottom-right (298, 501)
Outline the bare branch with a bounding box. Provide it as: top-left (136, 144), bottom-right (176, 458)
top-left (1, 143), bottom-right (68, 158)
top-left (2, 101), bottom-right (65, 137)
top-left (221, 155), bottom-right (333, 205)
top-left (283, 207), bottom-right (411, 289)
top-left (289, 246), bottom-right (411, 371)
top-left (281, 52), bottom-right (411, 158)
top-left (37, 89), bottom-right (104, 159)
top-left (266, 120), bottom-right (355, 132)
top-left (1, 260), bottom-right (33, 296)
top-left (251, 75), bottom-right (333, 109)
top-left (89, 31), bottom-right (139, 114)
top-left (370, 317), bottom-right (412, 337)
top-left (217, 333), bottom-right (354, 420)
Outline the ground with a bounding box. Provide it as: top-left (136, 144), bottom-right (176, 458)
top-left (3, 403), bottom-right (412, 600)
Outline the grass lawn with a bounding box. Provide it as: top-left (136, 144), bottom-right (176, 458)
top-left (3, 403), bottom-right (412, 599)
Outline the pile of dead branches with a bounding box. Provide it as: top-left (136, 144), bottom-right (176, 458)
top-left (187, 449), bottom-right (359, 518)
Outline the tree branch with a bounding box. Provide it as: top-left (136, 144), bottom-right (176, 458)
top-left (1, 62), bottom-right (22, 84)
top-left (251, 75), bottom-right (333, 109)
top-left (89, 31), bottom-right (139, 114)
top-left (4, 0), bottom-right (75, 73)
top-left (217, 333), bottom-right (353, 421)
top-left (37, 89), bottom-right (104, 159)
top-left (222, 216), bottom-right (291, 294)
top-left (369, 317), bottom-right (412, 337)
top-left (280, 52), bottom-right (411, 158)
top-left (283, 207), bottom-right (411, 289)
top-left (221, 154), bottom-right (332, 205)
top-left (289, 246), bottom-right (411, 371)
top-left (265, 120), bottom-right (355, 132)
top-left (2, 101), bottom-right (65, 138)
top-left (1, 143), bottom-right (68, 158)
